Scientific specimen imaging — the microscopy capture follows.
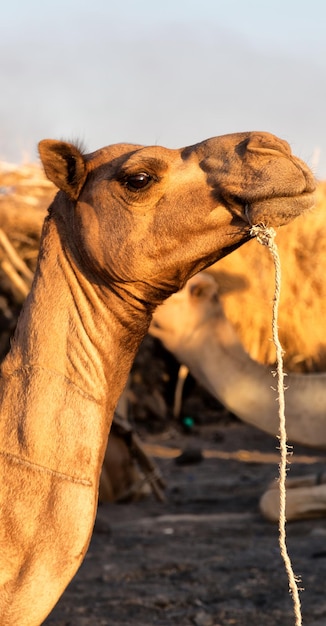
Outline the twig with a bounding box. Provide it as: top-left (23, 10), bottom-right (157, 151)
top-left (1, 260), bottom-right (30, 300)
top-left (0, 228), bottom-right (33, 284)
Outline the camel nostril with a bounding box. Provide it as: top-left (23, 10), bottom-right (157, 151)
top-left (246, 133), bottom-right (292, 158)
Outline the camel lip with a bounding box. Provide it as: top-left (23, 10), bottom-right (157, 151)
top-left (285, 189), bottom-right (317, 205)
top-left (243, 190), bottom-right (316, 229)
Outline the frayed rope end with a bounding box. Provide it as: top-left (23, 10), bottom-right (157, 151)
top-left (250, 224), bottom-right (276, 248)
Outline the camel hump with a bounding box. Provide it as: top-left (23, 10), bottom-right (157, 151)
top-left (38, 140), bottom-right (87, 200)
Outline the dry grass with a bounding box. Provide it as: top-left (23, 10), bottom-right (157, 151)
top-left (0, 161), bottom-right (54, 251)
top-left (0, 162), bottom-right (54, 303)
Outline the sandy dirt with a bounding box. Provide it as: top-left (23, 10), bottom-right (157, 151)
top-left (43, 338), bottom-right (326, 626)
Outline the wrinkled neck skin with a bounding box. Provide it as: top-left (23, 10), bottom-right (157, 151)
top-left (173, 313), bottom-right (326, 450)
top-left (0, 213), bottom-right (151, 626)
top-left (3, 212), bottom-right (151, 412)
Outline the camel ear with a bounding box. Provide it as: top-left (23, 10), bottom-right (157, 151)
top-left (38, 140), bottom-right (87, 200)
top-left (189, 278), bottom-right (219, 301)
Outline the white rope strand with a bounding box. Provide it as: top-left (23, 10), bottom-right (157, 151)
top-left (250, 224), bottom-right (303, 626)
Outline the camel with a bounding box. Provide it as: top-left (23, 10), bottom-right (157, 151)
top-left (0, 132), bottom-right (315, 625)
top-left (150, 271), bottom-right (326, 522)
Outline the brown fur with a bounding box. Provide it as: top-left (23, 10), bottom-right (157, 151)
top-left (0, 133), bottom-right (315, 625)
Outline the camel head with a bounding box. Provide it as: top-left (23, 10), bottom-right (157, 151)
top-left (39, 133), bottom-right (315, 307)
top-left (150, 272), bottom-right (223, 351)
top-left (150, 271), bottom-right (240, 361)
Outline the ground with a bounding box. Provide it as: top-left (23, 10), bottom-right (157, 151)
top-left (43, 337), bottom-right (326, 626)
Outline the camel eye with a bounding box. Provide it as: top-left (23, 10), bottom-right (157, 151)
top-left (125, 172), bottom-right (152, 191)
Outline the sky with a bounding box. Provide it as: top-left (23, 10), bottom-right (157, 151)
top-left (1, 0), bottom-right (326, 178)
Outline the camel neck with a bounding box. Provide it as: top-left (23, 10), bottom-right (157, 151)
top-left (0, 212), bottom-right (154, 624)
top-left (1, 215), bottom-right (150, 414)
top-left (175, 315), bottom-right (272, 414)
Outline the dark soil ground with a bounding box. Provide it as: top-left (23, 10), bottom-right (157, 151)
top-left (43, 337), bottom-right (326, 626)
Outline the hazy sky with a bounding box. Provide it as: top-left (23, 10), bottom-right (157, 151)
top-left (2, 0), bottom-right (326, 178)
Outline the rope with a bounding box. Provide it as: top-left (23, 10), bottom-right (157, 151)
top-left (250, 224), bottom-right (303, 626)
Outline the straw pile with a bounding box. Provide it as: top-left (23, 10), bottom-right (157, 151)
top-left (0, 162), bottom-right (54, 359)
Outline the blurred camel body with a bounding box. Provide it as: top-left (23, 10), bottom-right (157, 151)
top-left (151, 273), bottom-right (326, 449)
top-left (0, 132), bottom-right (315, 625)
top-left (151, 272), bottom-right (326, 522)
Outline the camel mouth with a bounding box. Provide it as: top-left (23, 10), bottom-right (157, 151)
top-left (245, 190), bottom-right (316, 228)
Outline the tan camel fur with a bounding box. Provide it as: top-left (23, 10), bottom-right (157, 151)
top-left (150, 272), bottom-right (326, 521)
top-left (0, 133), bottom-right (315, 624)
